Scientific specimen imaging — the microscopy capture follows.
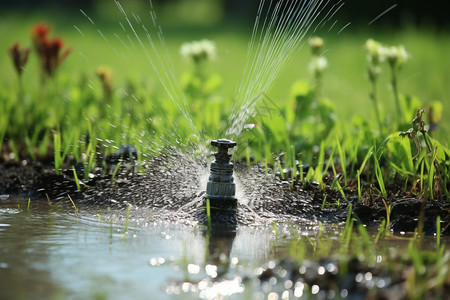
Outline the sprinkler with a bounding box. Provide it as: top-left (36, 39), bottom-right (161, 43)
top-left (206, 139), bottom-right (237, 207)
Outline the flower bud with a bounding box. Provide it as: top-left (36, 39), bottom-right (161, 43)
top-left (309, 36), bottom-right (324, 56)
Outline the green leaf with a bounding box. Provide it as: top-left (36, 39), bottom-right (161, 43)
top-left (387, 134), bottom-right (415, 175)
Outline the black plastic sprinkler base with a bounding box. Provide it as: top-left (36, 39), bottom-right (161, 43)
top-left (205, 138), bottom-right (237, 209)
top-left (197, 138), bottom-right (238, 231)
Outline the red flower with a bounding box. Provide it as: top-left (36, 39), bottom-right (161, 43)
top-left (9, 42), bottom-right (30, 76)
top-left (31, 22), bottom-right (49, 40)
top-left (31, 22), bottom-right (72, 77)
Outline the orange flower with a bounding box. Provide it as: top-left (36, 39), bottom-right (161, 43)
top-left (9, 42), bottom-right (30, 76)
top-left (31, 22), bottom-right (72, 76)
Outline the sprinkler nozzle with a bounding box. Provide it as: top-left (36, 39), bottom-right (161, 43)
top-left (210, 139), bottom-right (236, 164)
top-left (206, 139), bottom-right (237, 202)
top-left (211, 139), bottom-right (237, 151)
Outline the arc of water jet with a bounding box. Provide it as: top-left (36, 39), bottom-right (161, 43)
top-left (113, 0), bottom-right (200, 141)
top-left (337, 21), bottom-right (351, 34)
top-left (228, 0), bottom-right (336, 138)
top-left (80, 9), bottom-right (95, 25)
top-left (73, 25), bottom-right (85, 36)
top-left (368, 4), bottom-right (398, 26)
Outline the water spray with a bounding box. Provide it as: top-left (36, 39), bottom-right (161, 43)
top-left (206, 139), bottom-right (237, 209)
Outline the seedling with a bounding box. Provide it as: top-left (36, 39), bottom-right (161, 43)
top-left (72, 167), bottom-right (81, 191)
top-left (400, 109), bottom-right (447, 199)
top-left (121, 204), bottom-right (131, 240)
top-left (206, 198), bottom-right (212, 230)
top-left (373, 151), bottom-right (387, 199)
top-left (111, 161), bottom-right (122, 180)
top-left (53, 133), bottom-right (63, 175)
top-left (67, 194), bottom-right (78, 216)
top-left (436, 216), bottom-right (441, 248)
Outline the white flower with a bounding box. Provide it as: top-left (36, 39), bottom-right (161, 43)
top-left (180, 39), bottom-right (216, 63)
top-left (309, 56), bottom-right (328, 74)
top-left (386, 45), bottom-right (410, 68)
top-left (365, 39), bottom-right (388, 65)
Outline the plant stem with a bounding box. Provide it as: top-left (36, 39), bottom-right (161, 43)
top-left (436, 216), bottom-right (441, 248)
top-left (67, 194), bottom-right (79, 216)
top-left (72, 167), bottom-right (80, 190)
top-left (390, 67), bottom-right (402, 126)
top-left (206, 198), bottom-right (212, 230)
top-left (370, 78), bottom-right (383, 135)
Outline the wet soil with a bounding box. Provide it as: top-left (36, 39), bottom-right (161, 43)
top-left (1, 154), bottom-right (449, 236)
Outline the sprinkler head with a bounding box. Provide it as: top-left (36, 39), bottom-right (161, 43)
top-left (211, 139), bottom-right (237, 151)
top-left (210, 139), bottom-right (236, 164)
top-left (206, 139), bottom-right (237, 203)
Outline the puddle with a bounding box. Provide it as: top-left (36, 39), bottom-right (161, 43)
top-left (0, 196), bottom-right (448, 299)
top-left (0, 197), bottom-right (283, 299)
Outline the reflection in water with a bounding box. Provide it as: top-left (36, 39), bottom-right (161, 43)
top-left (205, 229), bottom-right (236, 277)
top-left (201, 206), bottom-right (242, 298)
top-left (178, 229), bottom-right (245, 299)
top-left (164, 198), bottom-right (246, 298)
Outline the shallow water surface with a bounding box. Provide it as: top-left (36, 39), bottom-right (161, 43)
top-left (1, 196), bottom-right (448, 299)
top-left (0, 196), bottom-right (314, 299)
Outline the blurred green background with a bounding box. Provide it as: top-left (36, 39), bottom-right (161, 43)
top-left (1, 0), bottom-right (449, 135)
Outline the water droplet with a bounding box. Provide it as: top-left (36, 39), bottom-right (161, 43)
top-left (284, 280), bottom-right (293, 289)
top-left (277, 268), bottom-right (288, 278)
top-left (326, 262), bottom-right (338, 274)
top-left (268, 292), bottom-right (278, 300)
top-left (294, 286), bottom-right (303, 297)
top-left (187, 263), bottom-right (200, 274)
top-left (377, 278), bottom-right (386, 288)
top-left (149, 257), bottom-right (165, 266)
top-left (268, 260), bottom-right (276, 269)
top-left (269, 276), bottom-right (277, 286)
top-left (181, 282), bottom-right (191, 292)
top-left (340, 289), bottom-right (348, 298)
top-left (366, 279), bottom-right (375, 289)
top-left (198, 279), bottom-right (208, 290)
top-left (299, 265), bottom-right (307, 274)
top-left (205, 264), bottom-right (217, 278)
top-left (318, 266), bottom-right (325, 275)
top-left (311, 284), bottom-right (320, 294)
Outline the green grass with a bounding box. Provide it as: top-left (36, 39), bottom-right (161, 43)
top-left (67, 194), bottom-right (79, 216)
top-left (120, 204), bottom-right (130, 240)
top-left (0, 8), bottom-right (449, 202)
top-left (275, 208), bottom-right (449, 298)
top-left (206, 198), bottom-right (212, 230)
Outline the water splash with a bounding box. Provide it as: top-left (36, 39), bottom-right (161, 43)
top-left (226, 0), bottom-right (344, 138)
top-left (113, 0), bottom-right (200, 142)
top-left (79, 1), bottom-right (201, 146)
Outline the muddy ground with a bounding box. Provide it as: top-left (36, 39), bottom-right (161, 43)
top-left (0, 154), bottom-right (449, 235)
